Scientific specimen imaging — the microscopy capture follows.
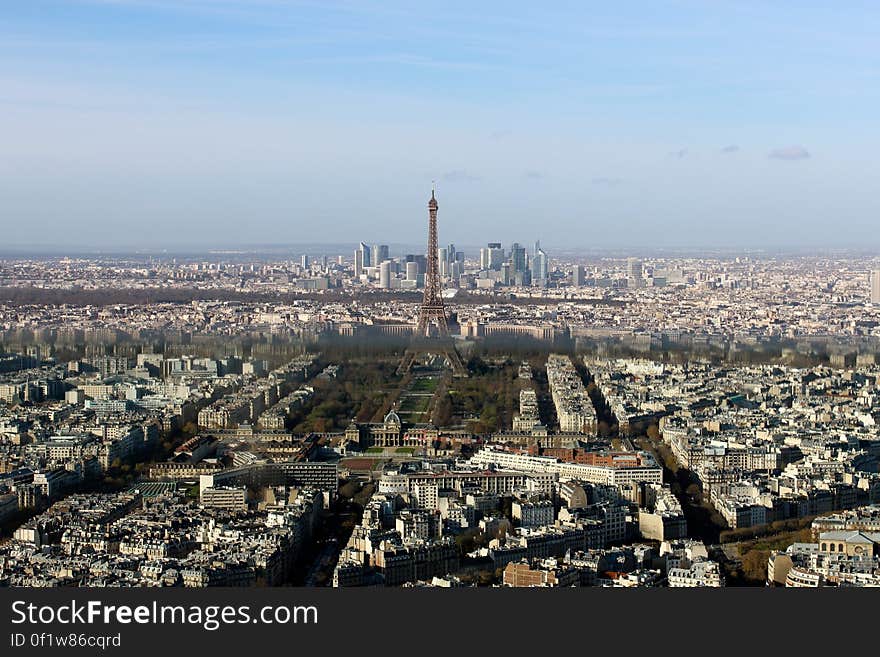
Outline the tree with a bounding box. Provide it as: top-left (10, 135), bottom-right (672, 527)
top-left (433, 393), bottom-right (453, 427)
top-left (338, 481), bottom-right (360, 500)
top-left (477, 570), bottom-right (494, 586)
top-left (740, 549), bottom-right (770, 584)
top-left (454, 528), bottom-right (481, 555)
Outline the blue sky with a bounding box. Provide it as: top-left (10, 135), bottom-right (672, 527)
top-left (2, 1), bottom-right (879, 250)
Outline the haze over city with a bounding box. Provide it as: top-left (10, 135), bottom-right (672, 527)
top-left (3, 1), bottom-right (879, 250)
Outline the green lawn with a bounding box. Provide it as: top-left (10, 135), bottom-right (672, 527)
top-left (410, 377), bottom-right (440, 393)
top-left (398, 395), bottom-right (431, 414)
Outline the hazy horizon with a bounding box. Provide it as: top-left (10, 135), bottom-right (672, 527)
top-left (2, 2), bottom-right (879, 249)
top-left (5, 242), bottom-right (880, 263)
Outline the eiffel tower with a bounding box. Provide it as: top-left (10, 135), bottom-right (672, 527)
top-left (397, 185), bottom-right (467, 376)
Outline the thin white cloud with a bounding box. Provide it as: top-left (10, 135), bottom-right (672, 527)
top-left (769, 145), bottom-right (810, 160)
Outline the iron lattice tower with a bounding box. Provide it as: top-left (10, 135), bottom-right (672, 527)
top-left (417, 185), bottom-right (448, 336)
top-left (397, 186), bottom-right (466, 376)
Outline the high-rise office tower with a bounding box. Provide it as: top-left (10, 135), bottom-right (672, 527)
top-left (450, 260), bottom-right (463, 281)
top-left (405, 254), bottom-right (427, 275)
top-left (358, 241), bottom-right (371, 268)
top-left (480, 243), bottom-right (503, 270)
top-left (300, 254), bottom-right (309, 269)
top-left (354, 248), bottom-right (364, 277)
top-left (871, 270), bottom-right (880, 304)
top-left (573, 265), bottom-right (586, 287)
top-left (372, 244), bottom-right (389, 267)
top-left (406, 261), bottom-right (420, 283)
top-left (447, 243), bottom-right (456, 266)
top-left (488, 243), bottom-right (504, 270)
top-left (627, 257), bottom-right (644, 288)
top-left (337, 255), bottom-right (344, 265)
top-left (479, 247), bottom-right (491, 270)
top-left (510, 243), bottom-right (527, 273)
top-left (501, 262), bottom-right (512, 286)
top-left (438, 247), bottom-right (449, 277)
top-left (379, 260), bottom-right (392, 289)
top-left (532, 247), bottom-right (549, 286)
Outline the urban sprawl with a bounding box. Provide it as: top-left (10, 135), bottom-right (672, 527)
top-left (2, 242), bottom-right (880, 588)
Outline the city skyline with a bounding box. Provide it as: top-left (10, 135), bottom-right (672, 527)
top-left (5, 211), bottom-right (880, 591)
top-left (3, 2), bottom-right (880, 249)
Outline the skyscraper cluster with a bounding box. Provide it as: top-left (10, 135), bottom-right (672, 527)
top-left (351, 241), bottom-right (442, 290)
top-left (439, 243), bottom-right (465, 281)
top-left (475, 241), bottom-right (550, 288)
top-left (354, 242), bottom-right (392, 285)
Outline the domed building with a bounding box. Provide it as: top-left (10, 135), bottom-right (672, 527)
top-left (383, 410), bottom-right (401, 428)
top-left (374, 410), bottom-right (404, 447)
top-left (344, 409), bottom-right (437, 450)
